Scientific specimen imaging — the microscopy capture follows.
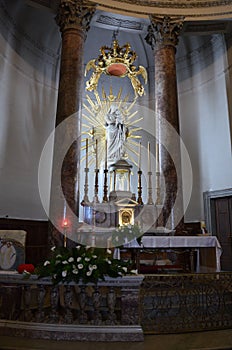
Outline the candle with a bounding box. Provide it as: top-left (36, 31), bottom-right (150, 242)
top-left (156, 143), bottom-right (159, 172)
top-left (148, 141), bottom-right (151, 172)
top-left (95, 139), bottom-right (98, 169)
top-left (85, 138), bottom-right (88, 168)
top-left (62, 201), bottom-right (68, 229)
top-left (62, 202), bottom-right (68, 248)
top-left (105, 139), bottom-right (107, 170)
top-left (138, 141), bottom-right (141, 170)
top-left (63, 201), bottom-right (67, 221)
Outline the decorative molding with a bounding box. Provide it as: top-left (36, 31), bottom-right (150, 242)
top-left (103, 0), bottom-right (232, 9)
top-left (145, 16), bottom-right (184, 49)
top-left (96, 14), bottom-right (144, 31)
top-left (94, 1), bottom-right (232, 20)
top-left (29, 0), bottom-right (232, 10)
top-left (55, 0), bottom-right (96, 34)
top-left (28, 0), bottom-right (232, 20)
top-left (184, 21), bottom-right (229, 34)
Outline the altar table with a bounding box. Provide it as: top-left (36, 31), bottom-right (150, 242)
top-left (124, 235), bottom-right (222, 273)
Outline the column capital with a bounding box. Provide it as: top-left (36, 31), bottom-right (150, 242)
top-left (145, 16), bottom-right (184, 50)
top-left (56, 0), bottom-right (96, 35)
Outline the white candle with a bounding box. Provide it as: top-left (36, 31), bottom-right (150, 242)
top-left (95, 139), bottom-right (98, 169)
top-left (86, 138), bottom-right (88, 168)
top-left (63, 201), bottom-right (68, 248)
top-left (148, 141), bottom-right (151, 172)
top-left (105, 139), bottom-right (107, 170)
top-left (138, 142), bottom-right (141, 170)
top-left (156, 143), bottom-right (159, 172)
top-left (63, 201), bottom-right (67, 221)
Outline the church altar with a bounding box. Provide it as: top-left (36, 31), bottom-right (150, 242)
top-left (124, 235), bottom-right (222, 273)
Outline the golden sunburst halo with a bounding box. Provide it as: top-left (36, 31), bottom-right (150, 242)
top-left (81, 87), bottom-right (142, 169)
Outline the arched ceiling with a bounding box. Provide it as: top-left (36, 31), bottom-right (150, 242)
top-left (28, 0), bottom-right (232, 21)
top-left (94, 0), bottom-right (232, 21)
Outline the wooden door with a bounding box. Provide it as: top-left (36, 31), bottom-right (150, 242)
top-left (214, 196), bottom-right (232, 271)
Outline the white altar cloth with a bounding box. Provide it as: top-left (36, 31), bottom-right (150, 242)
top-left (124, 235), bottom-right (222, 272)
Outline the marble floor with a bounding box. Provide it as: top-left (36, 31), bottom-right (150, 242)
top-left (1, 329), bottom-right (232, 350)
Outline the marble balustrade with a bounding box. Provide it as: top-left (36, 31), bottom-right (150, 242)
top-left (0, 273), bottom-right (144, 342)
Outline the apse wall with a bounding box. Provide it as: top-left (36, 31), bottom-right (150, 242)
top-left (0, 0), bottom-right (59, 220)
top-left (177, 34), bottom-right (232, 223)
top-left (0, 0), bottom-right (231, 227)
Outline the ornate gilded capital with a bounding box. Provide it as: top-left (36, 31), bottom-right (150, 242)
top-left (56, 0), bottom-right (96, 35)
top-left (145, 16), bottom-right (184, 50)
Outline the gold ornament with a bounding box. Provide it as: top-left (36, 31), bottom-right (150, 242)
top-left (85, 40), bottom-right (147, 98)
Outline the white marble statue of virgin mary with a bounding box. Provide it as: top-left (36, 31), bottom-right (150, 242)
top-left (105, 106), bottom-right (128, 162)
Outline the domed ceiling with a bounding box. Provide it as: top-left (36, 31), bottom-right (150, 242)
top-left (94, 0), bottom-right (232, 20)
top-left (28, 0), bottom-right (232, 20)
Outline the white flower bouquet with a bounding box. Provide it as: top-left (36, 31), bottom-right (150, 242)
top-left (35, 245), bottom-right (133, 284)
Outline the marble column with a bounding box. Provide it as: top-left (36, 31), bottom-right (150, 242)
top-left (48, 0), bottom-right (96, 248)
top-left (145, 16), bottom-right (184, 233)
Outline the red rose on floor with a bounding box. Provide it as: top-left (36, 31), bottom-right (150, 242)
top-left (17, 264), bottom-right (35, 274)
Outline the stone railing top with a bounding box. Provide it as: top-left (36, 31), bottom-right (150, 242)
top-left (0, 271), bottom-right (144, 287)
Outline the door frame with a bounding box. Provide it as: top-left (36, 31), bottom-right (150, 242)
top-left (203, 188), bottom-right (232, 234)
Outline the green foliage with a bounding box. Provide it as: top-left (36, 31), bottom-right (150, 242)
top-left (111, 224), bottom-right (143, 247)
top-left (35, 245), bottom-right (134, 285)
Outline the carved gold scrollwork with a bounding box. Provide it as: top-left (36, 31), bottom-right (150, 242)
top-left (145, 15), bottom-right (185, 49)
top-left (56, 0), bottom-right (96, 34)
